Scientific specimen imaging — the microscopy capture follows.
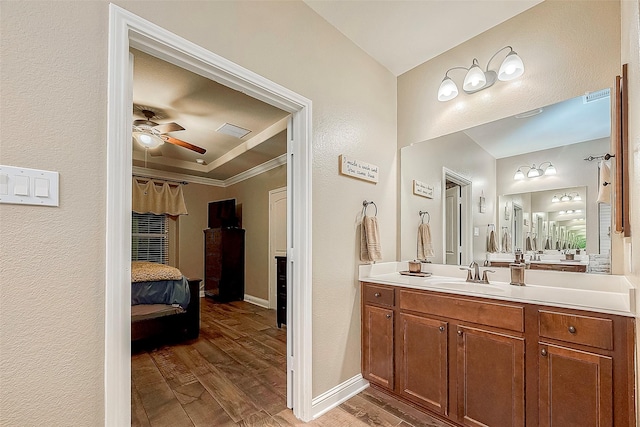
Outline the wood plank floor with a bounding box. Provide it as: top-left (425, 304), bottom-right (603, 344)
top-left (132, 298), bottom-right (450, 427)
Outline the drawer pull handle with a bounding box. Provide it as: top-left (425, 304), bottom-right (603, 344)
top-left (374, 292), bottom-right (381, 297)
top-left (568, 326), bottom-right (577, 334)
top-left (386, 314), bottom-right (392, 319)
top-left (439, 326), bottom-right (445, 333)
top-left (457, 330), bottom-right (463, 336)
top-left (541, 348), bottom-right (548, 356)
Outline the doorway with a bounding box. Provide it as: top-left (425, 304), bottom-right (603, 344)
top-left (443, 169), bottom-right (472, 265)
top-left (106, 5), bottom-right (313, 424)
top-left (269, 187), bottom-right (287, 309)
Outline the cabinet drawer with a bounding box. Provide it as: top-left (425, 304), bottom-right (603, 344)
top-left (539, 310), bottom-right (613, 350)
top-left (363, 283), bottom-right (395, 307)
top-left (399, 290), bottom-right (524, 332)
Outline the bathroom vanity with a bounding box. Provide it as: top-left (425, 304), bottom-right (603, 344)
top-left (360, 262), bottom-right (635, 427)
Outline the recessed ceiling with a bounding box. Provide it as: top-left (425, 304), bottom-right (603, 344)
top-left (303, 0), bottom-right (543, 76)
top-left (131, 49), bottom-right (290, 181)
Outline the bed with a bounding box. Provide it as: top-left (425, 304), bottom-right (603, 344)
top-left (131, 261), bottom-right (200, 344)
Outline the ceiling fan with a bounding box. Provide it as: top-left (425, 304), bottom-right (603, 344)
top-left (132, 108), bottom-right (206, 154)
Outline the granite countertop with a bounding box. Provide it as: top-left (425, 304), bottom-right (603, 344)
top-left (359, 262), bottom-right (635, 317)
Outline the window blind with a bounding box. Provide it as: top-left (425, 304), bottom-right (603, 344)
top-left (131, 212), bottom-right (169, 264)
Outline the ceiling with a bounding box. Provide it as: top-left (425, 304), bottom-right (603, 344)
top-left (303, 0), bottom-right (542, 76)
top-left (463, 89), bottom-right (612, 159)
top-left (132, 0), bottom-right (569, 183)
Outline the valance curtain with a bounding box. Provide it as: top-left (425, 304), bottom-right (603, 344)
top-left (132, 178), bottom-right (188, 216)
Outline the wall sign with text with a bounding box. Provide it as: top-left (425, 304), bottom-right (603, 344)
top-left (413, 180), bottom-right (434, 199)
top-left (339, 155), bottom-right (379, 183)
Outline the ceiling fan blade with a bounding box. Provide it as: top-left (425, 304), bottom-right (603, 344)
top-left (154, 122), bottom-right (185, 134)
top-left (164, 136), bottom-right (206, 154)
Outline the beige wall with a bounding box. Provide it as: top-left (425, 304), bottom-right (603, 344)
top-left (226, 165), bottom-right (287, 300)
top-left (176, 165), bottom-right (286, 301)
top-left (400, 133), bottom-right (496, 263)
top-left (0, 1), bottom-right (396, 425)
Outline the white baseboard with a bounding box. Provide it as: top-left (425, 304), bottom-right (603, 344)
top-left (244, 294), bottom-right (270, 309)
top-left (311, 374), bottom-right (369, 419)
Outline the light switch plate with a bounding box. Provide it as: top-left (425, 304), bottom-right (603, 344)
top-left (0, 165), bottom-right (59, 206)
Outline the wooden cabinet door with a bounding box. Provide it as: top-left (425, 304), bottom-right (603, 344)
top-left (362, 305), bottom-right (394, 389)
top-left (398, 313), bottom-right (448, 415)
top-left (539, 343), bottom-right (613, 427)
top-left (456, 326), bottom-right (525, 427)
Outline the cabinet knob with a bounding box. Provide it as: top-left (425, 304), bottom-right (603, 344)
top-left (374, 292), bottom-right (381, 297)
top-left (439, 326), bottom-right (445, 332)
top-left (568, 326), bottom-right (576, 334)
top-left (457, 330), bottom-right (463, 336)
top-left (386, 314), bottom-right (392, 319)
top-left (541, 348), bottom-right (548, 356)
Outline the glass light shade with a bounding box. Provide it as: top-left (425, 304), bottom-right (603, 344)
top-left (438, 77), bottom-right (459, 102)
top-left (134, 132), bottom-right (164, 149)
top-left (545, 163), bottom-right (557, 175)
top-left (552, 195), bottom-right (560, 203)
top-left (498, 51), bottom-right (524, 81)
top-left (527, 165), bottom-right (541, 178)
top-left (513, 169), bottom-right (525, 180)
top-left (566, 210), bottom-right (574, 214)
top-left (573, 194), bottom-right (582, 201)
top-left (463, 65), bottom-right (486, 91)
top-left (560, 194), bottom-right (571, 202)
top-left (559, 210), bottom-right (566, 215)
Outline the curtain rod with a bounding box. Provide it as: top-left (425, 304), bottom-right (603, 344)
top-left (133, 175), bottom-right (189, 185)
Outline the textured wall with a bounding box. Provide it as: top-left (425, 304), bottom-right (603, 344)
top-left (0, 1), bottom-right (396, 424)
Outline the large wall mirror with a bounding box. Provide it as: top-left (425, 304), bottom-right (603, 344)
top-left (400, 88), bottom-right (614, 274)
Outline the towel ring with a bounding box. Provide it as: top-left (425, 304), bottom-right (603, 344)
top-left (419, 210), bottom-right (430, 224)
top-left (362, 200), bottom-right (377, 216)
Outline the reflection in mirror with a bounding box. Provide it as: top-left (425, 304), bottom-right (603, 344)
top-left (400, 89), bottom-right (613, 274)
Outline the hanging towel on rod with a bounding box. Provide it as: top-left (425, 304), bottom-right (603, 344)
top-left (501, 228), bottom-right (512, 253)
top-left (487, 225), bottom-right (498, 253)
top-left (417, 223), bottom-right (434, 260)
top-left (525, 234), bottom-right (532, 251)
top-left (597, 161), bottom-right (611, 204)
top-left (360, 214), bottom-right (382, 262)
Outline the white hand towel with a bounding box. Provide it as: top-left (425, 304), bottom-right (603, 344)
top-left (487, 230), bottom-right (498, 253)
top-left (597, 161), bottom-right (611, 204)
top-left (417, 223), bottom-right (435, 260)
top-left (360, 215), bottom-right (382, 262)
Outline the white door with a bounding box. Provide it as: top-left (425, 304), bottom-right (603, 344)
top-left (445, 185), bottom-right (461, 265)
top-left (269, 187), bottom-right (287, 309)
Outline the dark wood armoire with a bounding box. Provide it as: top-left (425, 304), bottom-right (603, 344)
top-left (204, 227), bottom-right (245, 302)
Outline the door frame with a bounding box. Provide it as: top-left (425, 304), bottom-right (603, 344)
top-left (442, 168), bottom-right (472, 265)
top-left (106, 5), bottom-right (313, 425)
top-left (269, 186), bottom-right (287, 309)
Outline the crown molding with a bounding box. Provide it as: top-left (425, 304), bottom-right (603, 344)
top-left (132, 153), bottom-right (287, 188)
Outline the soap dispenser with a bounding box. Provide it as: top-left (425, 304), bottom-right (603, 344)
top-left (510, 249), bottom-right (526, 286)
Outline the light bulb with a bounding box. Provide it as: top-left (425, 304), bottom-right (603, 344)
top-left (561, 194), bottom-right (571, 202)
top-left (573, 194), bottom-right (582, 201)
top-left (498, 51), bottom-right (525, 81)
top-left (514, 169), bottom-right (525, 180)
top-left (545, 163), bottom-right (557, 175)
top-left (552, 195), bottom-right (560, 203)
top-left (463, 64), bottom-right (486, 91)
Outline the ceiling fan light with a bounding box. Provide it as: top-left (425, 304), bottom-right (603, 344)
top-left (438, 77), bottom-right (459, 102)
top-left (498, 50), bottom-right (524, 81)
top-left (514, 169), bottom-right (525, 180)
top-left (134, 131), bottom-right (164, 149)
top-left (463, 64), bottom-right (486, 91)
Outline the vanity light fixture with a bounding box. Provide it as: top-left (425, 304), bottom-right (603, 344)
top-left (513, 161), bottom-right (556, 180)
top-left (552, 192), bottom-right (582, 202)
top-left (437, 46), bottom-right (524, 102)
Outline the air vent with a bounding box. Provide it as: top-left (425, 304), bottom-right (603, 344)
top-left (583, 88), bottom-right (610, 104)
top-left (514, 108), bottom-right (543, 119)
top-left (216, 123), bottom-right (251, 139)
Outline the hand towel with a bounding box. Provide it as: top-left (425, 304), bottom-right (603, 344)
top-left (525, 235), bottom-right (532, 251)
top-left (487, 230), bottom-right (498, 253)
top-left (360, 215), bottom-right (382, 262)
top-left (501, 229), bottom-right (510, 253)
top-left (532, 236), bottom-right (538, 252)
top-left (417, 223), bottom-right (435, 260)
top-left (597, 161), bottom-right (611, 204)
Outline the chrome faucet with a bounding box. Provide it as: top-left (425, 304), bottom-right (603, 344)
top-left (460, 262), bottom-right (495, 284)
